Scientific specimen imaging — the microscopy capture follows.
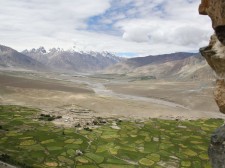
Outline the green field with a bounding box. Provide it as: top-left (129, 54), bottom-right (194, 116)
top-left (0, 105), bottom-right (223, 168)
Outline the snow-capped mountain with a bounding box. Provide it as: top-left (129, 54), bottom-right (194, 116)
top-left (22, 47), bottom-right (124, 72)
top-left (0, 44), bottom-right (213, 81)
top-left (0, 45), bottom-right (45, 70)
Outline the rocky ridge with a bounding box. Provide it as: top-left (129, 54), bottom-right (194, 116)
top-left (22, 47), bottom-right (124, 72)
top-left (106, 52), bottom-right (214, 80)
top-left (0, 45), bottom-right (45, 70)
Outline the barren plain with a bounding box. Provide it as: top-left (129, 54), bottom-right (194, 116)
top-left (0, 70), bottom-right (224, 125)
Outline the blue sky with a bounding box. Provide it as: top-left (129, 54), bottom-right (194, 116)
top-left (0, 0), bottom-right (213, 57)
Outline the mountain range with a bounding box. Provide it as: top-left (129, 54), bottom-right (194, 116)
top-left (22, 47), bottom-right (123, 72)
top-left (0, 45), bottom-right (44, 70)
top-left (0, 44), bottom-right (214, 80)
top-left (105, 53), bottom-right (214, 80)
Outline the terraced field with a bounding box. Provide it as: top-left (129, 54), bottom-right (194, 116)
top-left (0, 105), bottom-right (223, 168)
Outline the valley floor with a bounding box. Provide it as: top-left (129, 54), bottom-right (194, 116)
top-left (0, 70), bottom-right (224, 168)
top-left (0, 70), bottom-right (224, 127)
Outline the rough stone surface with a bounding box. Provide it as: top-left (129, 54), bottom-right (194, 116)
top-left (200, 34), bottom-right (217, 73)
top-left (199, 0), bottom-right (209, 15)
top-left (214, 80), bottom-right (225, 114)
top-left (199, 0), bottom-right (225, 28)
top-left (199, 0), bottom-right (225, 45)
top-left (199, 0), bottom-right (225, 113)
top-left (208, 125), bottom-right (225, 168)
top-left (200, 35), bottom-right (225, 114)
top-left (199, 1), bottom-right (225, 167)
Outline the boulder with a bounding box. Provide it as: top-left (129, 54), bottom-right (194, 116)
top-left (208, 125), bottom-right (225, 167)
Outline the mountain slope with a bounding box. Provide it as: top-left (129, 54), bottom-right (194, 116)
top-left (0, 44), bottom-right (214, 80)
top-left (22, 47), bottom-right (123, 72)
top-left (105, 53), bottom-right (214, 80)
top-left (124, 52), bottom-right (195, 67)
top-left (0, 45), bottom-right (45, 70)
top-left (106, 52), bottom-right (196, 74)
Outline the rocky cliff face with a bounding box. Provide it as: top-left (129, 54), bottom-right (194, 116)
top-left (200, 35), bottom-right (225, 114)
top-left (199, 0), bottom-right (225, 167)
top-left (199, 0), bottom-right (225, 114)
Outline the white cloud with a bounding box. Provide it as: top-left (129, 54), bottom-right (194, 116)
top-left (0, 0), bottom-right (111, 47)
top-left (0, 0), bottom-right (213, 56)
